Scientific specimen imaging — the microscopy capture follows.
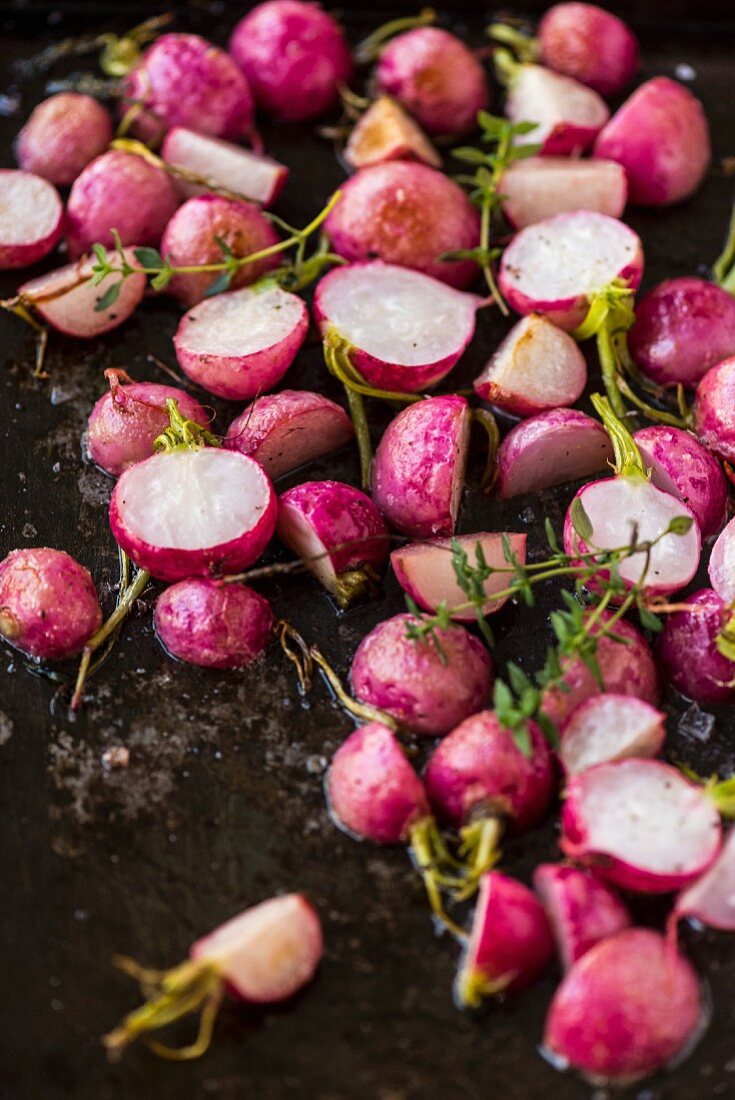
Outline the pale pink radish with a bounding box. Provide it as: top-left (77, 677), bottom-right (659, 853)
top-left (593, 77), bottom-right (710, 207)
top-left (0, 548), bottom-right (102, 661)
top-left (533, 863), bottom-right (631, 973)
top-left (161, 127), bottom-right (287, 207)
top-left (154, 578), bottom-right (273, 669)
top-left (496, 409), bottom-right (613, 499)
top-left (315, 263), bottom-right (480, 393)
top-left (371, 395), bottom-right (470, 538)
top-left (634, 425), bottom-right (728, 540)
top-left (673, 826), bottom-right (735, 933)
top-left (499, 210), bottom-right (643, 331)
top-left (538, 3), bottom-right (638, 96)
top-left (657, 589), bottom-right (735, 706)
top-left (224, 390), bottom-right (353, 480)
top-left (344, 96), bottom-right (441, 170)
top-left (543, 929), bottom-right (704, 1083)
top-left (710, 516), bottom-right (735, 605)
top-left (391, 532), bottom-right (527, 620)
top-left (15, 93), bottom-right (113, 186)
top-left (474, 314), bottom-right (586, 416)
top-left (0, 170), bottom-right (62, 269)
top-left (499, 157), bottom-right (627, 230)
top-left (276, 480), bottom-right (389, 608)
top-left (173, 283), bottom-right (308, 400)
top-left (561, 759), bottom-right (722, 893)
top-left (351, 613), bottom-right (493, 736)
top-left (505, 65), bottom-right (609, 156)
top-left (558, 694), bottom-right (666, 775)
top-left (693, 355), bottom-right (735, 463)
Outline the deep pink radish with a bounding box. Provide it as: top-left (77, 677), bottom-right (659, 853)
top-left (561, 759), bottom-right (722, 893)
top-left (538, 3), bottom-right (638, 97)
top-left (122, 33), bottom-right (255, 144)
top-left (594, 77), bottom-right (710, 207)
top-left (558, 694), bottom-right (666, 775)
top-left (173, 284), bottom-right (308, 400)
top-left (315, 263), bottom-right (479, 393)
top-left (374, 27), bottom-right (489, 138)
top-left (0, 548), bottom-right (102, 661)
top-left (455, 872), bottom-right (554, 1006)
top-left (277, 480), bottom-right (389, 608)
top-left (154, 578), bottom-right (273, 669)
top-left (351, 613), bottom-right (493, 736)
top-left (87, 370), bottom-right (209, 477)
top-left (160, 194), bottom-right (280, 307)
top-left (505, 65), bottom-right (609, 156)
top-left (325, 162), bottom-right (481, 290)
top-left (65, 150), bottom-right (179, 260)
top-left (543, 929), bottom-right (704, 1083)
top-left (0, 170), bottom-right (62, 269)
top-left (474, 314), bottom-right (586, 416)
top-left (710, 516), bottom-right (735, 605)
top-left (15, 93), bottom-right (113, 186)
top-left (629, 278), bottom-right (735, 389)
top-left (634, 425), bottom-right (728, 540)
top-left (371, 395), bottom-right (470, 538)
top-left (344, 96), bottom-right (441, 170)
top-left (496, 409), bottom-right (613, 499)
top-left (657, 589), bottom-right (735, 706)
top-left (693, 355), bottom-right (735, 463)
top-left (110, 448), bottom-right (277, 582)
top-left (673, 825), bottom-right (735, 932)
top-left (391, 532), bottom-right (527, 621)
top-left (533, 864), bottom-right (631, 973)
top-left (161, 127), bottom-right (287, 207)
top-left (229, 0), bottom-right (352, 122)
top-left (499, 211), bottom-right (643, 331)
top-left (499, 157), bottom-right (627, 230)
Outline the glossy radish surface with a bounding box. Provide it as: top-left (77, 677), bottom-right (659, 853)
top-left (496, 408), bottom-right (613, 499)
top-left (344, 96), bottom-right (441, 170)
top-left (533, 863), bottom-right (631, 972)
top-left (506, 65), bottom-right (609, 155)
top-left (0, 169), bottom-right (62, 269)
top-left (538, 3), bottom-right (639, 96)
top-left (693, 355), bottom-right (735, 463)
top-left (673, 825), bottom-right (735, 932)
top-left (634, 425), bottom-right (727, 540)
top-left (710, 516), bottom-right (735, 605)
top-left (15, 93), bottom-right (113, 186)
top-left (559, 694), bottom-right (666, 775)
top-left (154, 578), bottom-right (273, 669)
top-left (162, 127), bottom-right (288, 207)
top-left (500, 157), bottom-right (627, 229)
top-left (658, 588), bottom-right (735, 706)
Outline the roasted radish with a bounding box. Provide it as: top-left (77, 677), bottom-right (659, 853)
top-left (155, 578), bottom-right (273, 668)
top-left (709, 516), bottom-right (735, 605)
top-left (558, 694), bottom-right (666, 775)
top-left (504, 64), bottom-right (609, 156)
top-left (161, 127), bottom-right (288, 207)
top-left (344, 96), bottom-right (441, 170)
top-left (500, 157), bottom-right (627, 229)
top-left (634, 425), bottom-right (728, 540)
top-left (538, 3), bottom-right (638, 96)
top-left (533, 863), bottom-right (631, 972)
top-left (15, 93), bottom-right (113, 186)
top-left (693, 355), bottom-right (735, 463)
top-left (658, 589), bottom-right (735, 706)
top-left (496, 409), bottom-right (613, 499)
top-left (673, 825), bottom-right (735, 933)
top-left (0, 169), bottom-right (62, 269)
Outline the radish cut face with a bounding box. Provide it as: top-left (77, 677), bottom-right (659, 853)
top-left (500, 157), bottom-right (627, 229)
top-left (20, 250), bottom-right (146, 338)
top-left (0, 169), bottom-right (63, 269)
top-left (561, 759), bottom-right (722, 893)
top-left (674, 826), bottom-right (735, 932)
top-left (496, 409), bottom-right (613, 499)
top-left (345, 96), bottom-right (441, 170)
top-left (506, 65), bottom-right (609, 155)
top-left (559, 694), bottom-right (666, 775)
top-left (162, 126), bottom-right (288, 207)
top-left (533, 864), bottom-right (631, 973)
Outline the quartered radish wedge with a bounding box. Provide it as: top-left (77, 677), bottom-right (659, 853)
top-left (496, 409), bottom-right (613, 500)
top-left (500, 157), bottom-right (627, 229)
top-left (533, 863), bottom-right (631, 973)
top-left (345, 96), bottom-right (441, 170)
top-left (672, 826), bottom-right (735, 933)
top-left (162, 126), bottom-right (288, 207)
top-left (0, 169), bottom-right (63, 269)
top-left (558, 694), bottom-right (666, 775)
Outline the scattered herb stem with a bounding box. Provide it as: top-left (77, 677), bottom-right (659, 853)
top-left (354, 8), bottom-right (436, 64)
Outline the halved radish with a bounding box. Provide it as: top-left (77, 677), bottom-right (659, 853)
top-left (558, 694), bottom-right (666, 775)
top-left (495, 409), bottom-right (613, 500)
top-left (673, 826), bottom-right (735, 933)
top-left (314, 262), bottom-right (479, 393)
top-left (161, 126), bottom-right (288, 207)
top-left (344, 96), bottom-right (441, 171)
top-left (533, 863), bottom-right (631, 973)
top-left (500, 157), bottom-right (627, 229)
top-left (505, 65), bottom-right (609, 155)
top-left (709, 516), bottom-right (735, 606)
top-left (390, 532), bottom-right (527, 620)
top-left (0, 169), bottom-right (63, 269)
top-left (173, 284), bottom-right (308, 400)
top-left (499, 210), bottom-right (644, 331)
top-left (224, 390), bottom-right (353, 480)
top-left (109, 448), bottom-right (277, 581)
top-left (474, 314), bottom-right (586, 416)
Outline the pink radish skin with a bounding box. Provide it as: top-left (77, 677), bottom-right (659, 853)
top-left (558, 694), bottom-right (666, 776)
top-left (474, 314), bottom-right (586, 416)
top-left (173, 284), bottom-right (308, 400)
top-left (351, 613), bottom-right (493, 736)
top-left (561, 759), bottom-right (722, 894)
top-left (190, 894), bottom-right (322, 1004)
top-left (345, 96), bottom-right (441, 170)
top-left (499, 211), bottom-right (643, 331)
top-left (533, 864), bottom-right (631, 973)
top-left (122, 33), bottom-right (254, 144)
top-left (629, 278), bottom-right (735, 389)
top-left (634, 425), bottom-right (728, 540)
top-left (160, 194), bottom-right (280, 307)
top-left (657, 589), bottom-right (735, 706)
top-left (15, 93), bottom-right (113, 186)
top-left (500, 157), bottom-right (627, 230)
top-left (0, 170), bottom-right (62, 269)
top-left (224, 390), bottom-right (353, 480)
top-left (0, 548), bottom-right (102, 660)
top-left (496, 409), bottom-right (613, 499)
top-left (456, 872), bottom-right (554, 1005)
top-left (506, 66), bottom-right (609, 156)
top-left (693, 355), bottom-right (735, 463)
top-left (593, 77), bottom-right (710, 207)
top-left (538, 3), bottom-right (639, 97)
top-left (154, 578), bottom-right (273, 669)
top-left (390, 532), bottom-right (527, 621)
top-left (544, 929), bottom-right (703, 1084)
top-left (424, 711), bottom-right (554, 831)
top-left (325, 162), bottom-right (481, 290)
top-left (673, 826), bottom-right (735, 933)
top-left (326, 722), bottom-right (429, 844)
top-left (229, 0), bottom-right (352, 123)
top-left (161, 127), bottom-right (287, 207)
top-left (110, 448), bottom-right (277, 582)
top-left (371, 395), bottom-right (470, 538)
top-left (374, 27), bottom-right (489, 138)
top-left (87, 370), bottom-right (209, 477)
top-left (314, 262), bottom-right (480, 393)
top-left (710, 516), bottom-right (735, 605)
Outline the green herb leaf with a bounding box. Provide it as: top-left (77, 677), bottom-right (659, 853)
top-left (94, 280), bottom-right (122, 312)
top-left (570, 496), bottom-right (594, 542)
top-left (667, 515), bottom-right (694, 536)
top-left (133, 246), bottom-right (163, 269)
top-left (204, 271), bottom-right (234, 298)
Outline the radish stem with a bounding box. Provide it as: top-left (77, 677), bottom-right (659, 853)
top-left (354, 8), bottom-right (436, 64)
top-left (408, 817), bottom-right (468, 939)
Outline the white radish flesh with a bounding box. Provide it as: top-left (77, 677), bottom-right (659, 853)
top-left (496, 409), bottom-right (613, 499)
top-left (506, 65), bottom-right (609, 155)
top-left (674, 827), bottom-right (735, 932)
top-left (500, 157), bottom-right (627, 229)
top-left (559, 694), bottom-right (666, 775)
top-left (0, 169), bottom-right (63, 269)
top-left (345, 96), bottom-right (441, 170)
top-left (161, 126), bottom-right (288, 207)
top-left (709, 516), bottom-right (735, 606)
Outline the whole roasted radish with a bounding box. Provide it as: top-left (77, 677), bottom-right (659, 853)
top-left (495, 409), bottom-right (613, 499)
top-left (558, 694), bottom-right (666, 775)
top-left (155, 578), bottom-right (273, 669)
top-left (533, 863), bottom-right (631, 973)
top-left (537, 3), bottom-right (638, 96)
top-left (634, 425), bottom-right (727, 540)
top-left (15, 93), bottom-right (113, 186)
top-left (658, 589), bottom-right (735, 706)
top-left (500, 157), bottom-right (627, 230)
top-left (693, 354), bottom-right (735, 463)
top-left (161, 127), bottom-right (288, 207)
top-left (0, 169), bottom-right (63, 269)
top-left (344, 96), bottom-right (441, 170)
